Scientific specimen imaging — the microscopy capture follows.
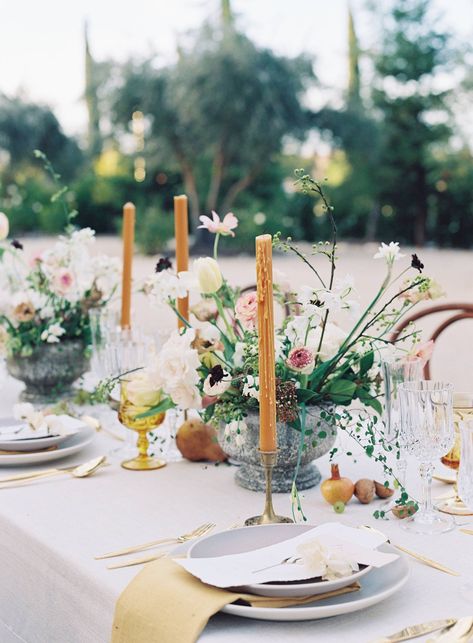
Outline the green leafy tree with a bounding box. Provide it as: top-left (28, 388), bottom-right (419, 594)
top-left (372, 0), bottom-right (453, 246)
top-left (111, 22), bottom-right (314, 243)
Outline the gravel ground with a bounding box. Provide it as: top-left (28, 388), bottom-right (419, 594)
top-left (18, 235), bottom-right (473, 390)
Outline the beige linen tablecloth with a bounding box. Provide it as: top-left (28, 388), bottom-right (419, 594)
top-left (0, 377), bottom-right (472, 643)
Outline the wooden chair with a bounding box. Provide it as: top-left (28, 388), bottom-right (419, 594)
top-left (391, 303), bottom-right (473, 378)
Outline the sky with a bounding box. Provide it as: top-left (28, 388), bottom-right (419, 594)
top-left (1, 0), bottom-right (472, 138)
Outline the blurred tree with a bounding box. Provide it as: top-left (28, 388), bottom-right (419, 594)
top-left (0, 96), bottom-right (82, 180)
top-left (84, 22), bottom-right (102, 159)
top-left (372, 0), bottom-right (452, 246)
top-left (111, 17), bottom-right (314, 244)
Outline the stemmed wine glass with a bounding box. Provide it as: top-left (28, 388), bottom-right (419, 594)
top-left (437, 393), bottom-right (473, 516)
top-left (398, 380), bottom-right (455, 534)
top-left (382, 356), bottom-right (423, 490)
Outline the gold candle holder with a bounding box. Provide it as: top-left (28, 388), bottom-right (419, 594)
top-left (245, 451), bottom-right (293, 526)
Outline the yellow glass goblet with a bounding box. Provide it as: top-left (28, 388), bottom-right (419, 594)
top-left (118, 381), bottom-right (166, 471)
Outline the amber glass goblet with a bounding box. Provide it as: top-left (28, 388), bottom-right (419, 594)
top-left (118, 381), bottom-right (166, 471)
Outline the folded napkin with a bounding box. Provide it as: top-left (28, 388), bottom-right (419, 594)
top-left (178, 522), bottom-right (398, 588)
top-left (111, 557), bottom-right (360, 643)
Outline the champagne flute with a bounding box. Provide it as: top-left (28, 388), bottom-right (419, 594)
top-left (399, 380), bottom-right (455, 534)
top-left (437, 392), bottom-right (473, 516)
top-left (382, 356), bottom-right (423, 489)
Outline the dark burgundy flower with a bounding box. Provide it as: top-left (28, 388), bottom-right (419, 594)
top-left (155, 257), bottom-right (172, 273)
top-left (11, 239), bottom-right (23, 250)
top-left (411, 254), bottom-right (424, 273)
top-left (208, 364), bottom-right (225, 387)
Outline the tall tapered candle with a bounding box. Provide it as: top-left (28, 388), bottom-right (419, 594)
top-left (120, 202), bottom-right (135, 330)
top-left (256, 234), bottom-right (277, 452)
top-left (174, 195), bottom-right (189, 327)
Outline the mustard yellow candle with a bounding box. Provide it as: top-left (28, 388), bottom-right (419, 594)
top-left (174, 195), bottom-right (189, 328)
top-left (256, 234), bottom-right (277, 452)
top-left (120, 202), bottom-right (135, 330)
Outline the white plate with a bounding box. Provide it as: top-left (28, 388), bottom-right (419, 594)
top-left (188, 524), bottom-right (409, 621)
top-left (188, 524), bottom-right (373, 597)
top-left (0, 425), bottom-right (96, 466)
top-left (0, 417), bottom-right (84, 452)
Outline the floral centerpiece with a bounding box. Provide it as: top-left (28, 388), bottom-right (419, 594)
top-left (0, 210), bottom-right (120, 401)
top-left (142, 172), bottom-right (441, 515)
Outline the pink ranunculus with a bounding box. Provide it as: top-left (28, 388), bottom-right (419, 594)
top-left (286, 346), bottom-right (316, 375)
top-left (235, 291), bottom-right (258, 330)
top-left (408, 340), bottom-right (434, 366)
top-left (53, 268), bottom-right (75, 295)
top-left (198, 211), bottom-right (238, 237)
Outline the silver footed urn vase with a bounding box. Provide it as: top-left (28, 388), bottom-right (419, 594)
top-left (218, 406), bottom-right (337, 493)
top-left (7, 340), bottom-right (90, 403)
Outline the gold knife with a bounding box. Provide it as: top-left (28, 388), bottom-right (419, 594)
top-left (372, 619), bottom-right (457, 643)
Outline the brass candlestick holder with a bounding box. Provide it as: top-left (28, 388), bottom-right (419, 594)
top-left (245, 451), bottom-right (293, 525)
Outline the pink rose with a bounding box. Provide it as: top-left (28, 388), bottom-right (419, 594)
top-left (235, 291), bottom-right (258, 330)
top-left (408, 340), bottom-right (434, 366)
top-left (286, 346), bottom-right (316, 375)
top-left (53, 268), bottom-right (75, 295)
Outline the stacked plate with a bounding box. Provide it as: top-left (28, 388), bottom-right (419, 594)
top-left (185, 524), bottom-right (410, 621)
top-left (0, 416), bottom-right (95, 466)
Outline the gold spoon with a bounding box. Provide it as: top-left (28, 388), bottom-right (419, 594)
top-left (0, 456), bottom-right (107, 486)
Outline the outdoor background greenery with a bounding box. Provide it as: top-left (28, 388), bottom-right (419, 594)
top-left (1, 0), bottom-right (472, 253)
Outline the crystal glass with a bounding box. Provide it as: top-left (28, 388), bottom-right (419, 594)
top-left (382, 357), bottom-right (423, 489)
top-left (437, 393), bottom-right (473, 516)
top-left (399, 380), bottom-right (455, 534)
top-left (118, 380), bottom-right (166, 470)
top-left (458, 419), bottom-right (473, 510)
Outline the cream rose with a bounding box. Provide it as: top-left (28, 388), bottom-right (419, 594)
top-left (123, 371), bottom-right (162, 407)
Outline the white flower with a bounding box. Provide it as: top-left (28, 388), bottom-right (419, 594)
top-left (203, 371), bottom-right (232, 397)
top-left (224, 419), bottom-right (248, 447)
top-left (144, 269), bottom-right (190, 305)
top-left (193, 257), bottom-right (223, 294)
top-left (0, 212), bottom-right (9, 240)
top-left (374, 242), bottom-right (404, 264)
top-left (307, 323), bottom-right (347, 361)
top-left (298, 286), bottom-right (325, 318)
top-left (40, 323), bottom-right (66, 344)
top-left (233, 342), bottom-right (245, 368)
top-left (296, 539), bottom-right (359, 581)
top-left (154, 329), bottom-right (201, 409)
top-left (124, 370), bottom-right (162, 407)
top-left (13, 403), bottom-right (47, 431)
top-left (242, 375), bottom-right (259, 401)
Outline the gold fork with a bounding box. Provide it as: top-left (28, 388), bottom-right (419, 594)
top-left (95, 522), bottom-right (216, 560)
top-left (360, 525), bottom-right (460, 576)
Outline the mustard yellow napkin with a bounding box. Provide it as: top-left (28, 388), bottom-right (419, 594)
top-left (111, 557), bottom-right (360, 643)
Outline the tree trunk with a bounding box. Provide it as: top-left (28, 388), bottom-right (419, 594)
top-left (414, 164), bottom-right (428, 247)
top-left (220, 165), bottom-right (261, 213)
top-left (365, 201), bottom-right (380, 242)
top-left (206, 145), bottom-right (225, 213)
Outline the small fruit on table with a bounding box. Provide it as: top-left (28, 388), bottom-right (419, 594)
top-left (333, 501), bottom-right (345, 514)
top-left (321, 464), bottom-right (354, 505)
top-left (176, 419), bottom-right (227, 462)
top-left (354, 479), bottom-right (376, 504)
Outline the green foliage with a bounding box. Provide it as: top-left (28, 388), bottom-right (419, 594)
top-left (136, 206), bottom-right (175, 255)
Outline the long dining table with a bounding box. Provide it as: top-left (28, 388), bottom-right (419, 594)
top-left (0, 375), bottom-right (471, 643)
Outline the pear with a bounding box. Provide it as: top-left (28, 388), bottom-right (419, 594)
top-left (176, 419), bottom-right (227, 462)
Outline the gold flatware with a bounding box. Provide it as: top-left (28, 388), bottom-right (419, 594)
top-left (428, 617), bottom-right (473, 642)
top-left (460, 528), bottom-right (473, 535)
top-left (80, 415), bottom-right (125, 442)
top-left (0, 445), bottom-right (58, 455)
top-left (0, 456), bottom-right (107, 486)
top-left (433, 473), bottom-right (456, 485)
top-left (371, 618), bottom-right (457, 643)
top-left (107, 552), bottom-right (168, 570)
top-left (95, 522), bottom-right (216, 560)
top-left (360, 526), bottom-right (460, 576)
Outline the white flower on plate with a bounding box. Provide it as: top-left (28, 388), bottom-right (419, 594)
top-left (40, 323), bottom-right (66, 344)
top-left (296, 539), bottom-right (359, 581)
top-left (224, 419), bottom-right (248, 447)
top-left (13, 403), bottom-right (47, 431)
top-left (373, 242), bottom-right (404, 264)
top-left (242, 375), bottom-right (259, 401)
